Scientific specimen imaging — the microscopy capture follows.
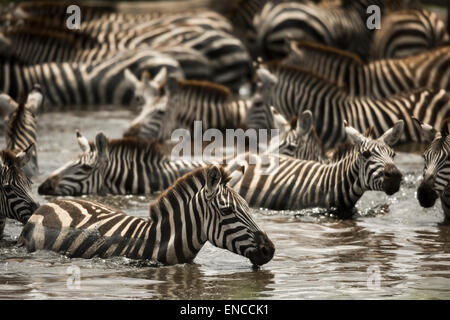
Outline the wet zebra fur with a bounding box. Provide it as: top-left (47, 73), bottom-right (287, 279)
top-left (265, 62), bottom-right (450, 148)
top-left (21, 165), bottom-right (275, 266)
top-left (285, 41), bottom-right (450, 99)
top-left (0, 146), bottom-right (40, 238)
top-left (37, 132), bottom-right (205, 196)
top-left (414, 118), bottom-right (450, 220)
top-left (226, 121), bottom-right (404, 217)
top-left (3, 85), bottom-right (43, 177)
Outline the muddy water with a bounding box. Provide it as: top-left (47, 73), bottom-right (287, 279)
top-left (0, 109), bottom-right (449, 299)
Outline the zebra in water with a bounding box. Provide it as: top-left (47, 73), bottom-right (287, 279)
top-left (37, 131), bottom-right (206, 196)
top-left (0, 145), bottom-right (40, 238)
top-left (264, 61), bottom-right (450, 148)
top-left (0, 48), bottom-right (182, 110)
top-left (372, 9), bottom-right (449, 60)
top-left (253, 1), bottom-right (370, 60)
top-left (21, 165), bottom-right (275, 266)
top-left (285, 41), bottom-right (450, 99)
top-left (226, 121), bottom-right (404, 218)
top-left (3, 85), bottom-right (43, 177)
top-left (413, 118), bottom-right (450, 220)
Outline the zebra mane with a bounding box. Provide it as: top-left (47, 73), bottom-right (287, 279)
top-left (0, 149), bottom-right (30, 186)
top-left (330, 127), bottom-right (377, 161)
top-left (88, 138), bottom-right (166, 160)
top-left (264, 60), bottom-right (349, 92)
top-left (176, 80), bottom-right (232, 102)
top-left (291, 41), bottom-right (365, 66)
top-left (150, 165), bottom-right (232, 214)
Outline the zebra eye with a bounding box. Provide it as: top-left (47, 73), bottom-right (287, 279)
top-left (220, 207), bottom-right (234, 215)
top-left (80, 164), bottom-right (93, 171)
top-left (362, 150), bottom-right (371, 159)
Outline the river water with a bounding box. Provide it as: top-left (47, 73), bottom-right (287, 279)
top-left (0, 109), bottom-right (449, 299)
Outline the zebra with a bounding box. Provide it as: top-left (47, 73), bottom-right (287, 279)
top-left (0, 145), bottom-right (40, 238)
top-left (37, 131), bottom-right (206, 196)
top-left (413, 118), bottom-right (450, 220)
top-left (0, 48), bottom-right (183, 110)
top-left (2, 12), bottom-right (250, 92)
top-left (253, 1), bottom-right (371, 60)
top-left (226, 121), bottom-right (404, 217)
top-left (285, 41), bottom-right (450, 99)
top-left (264, 61), bottom-right (450, 148)
top-left (371, 9), bottom-right (449, 60)
top-left (21, 165), bottom-right (275, 266)
top-left (3, 85), bottom-right (43, 177)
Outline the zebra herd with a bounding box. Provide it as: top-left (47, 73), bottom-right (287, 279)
top-left (0, 0), bottom-right (449, 268)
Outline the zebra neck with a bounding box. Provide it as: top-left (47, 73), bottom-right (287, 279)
top-left (145, 185), bottom-right (207, 264)
top-left (321, 153), bottom-right (364, 209)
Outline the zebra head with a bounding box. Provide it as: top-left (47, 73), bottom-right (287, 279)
top-left (202, 165), bottom-right (275, 267)
top-left (38, 132), bottom-right (109, 196)
top-left (124, 67), bottom-right (167, 110)
top-left (414, 118), bottom-right (450, 208)
top-left (0, 145), bottom-right (39, 224)
top-left (345, 120), bottom-right (404, 196)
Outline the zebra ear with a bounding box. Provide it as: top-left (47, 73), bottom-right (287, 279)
top-left (16, 144), bottom-right (34, 168)
top-left (152, 67), bottom-right (168, 87)
top-left (26, 85), bottom-right (44, 113)
top-left (412, 117), bottom-right (437, 143)
top-left (124, 69), bottom-right (139, 87)
top-left (95, 132), bottom-right (109, 161)
top-left (0, 92), bottom-right (18, 118)
top-left (206, 165), bottom-right (222, 195)
top-left (256, 67), bottom-right (278, 88)
top-left (76, 130), bottom-right (90, 153)
top-left (345, 124), bottom-right (365, 146)
top-left (297, 110), bottom-right (313, 135)
top-left (379, 120), bottom-right (404, 147)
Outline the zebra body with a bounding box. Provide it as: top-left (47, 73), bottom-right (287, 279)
top-left (286, 42), bottom-right (450, 99)
top-left (254, 1), bottom-right (370, 60)
top-left (227, 122), bottom-right (404, 217)
top-left (0, 146), bottom-right (40, 238)
top-left (4, 85), bottom-right (43, 177)
top-left (0, 48), bottom-right (182, 110)
top-left (414, 118), bottom-right (450, 219)
top-left (22, 166), bottom-right (275, 266)
top-left (266, 62), bottom-right (450, 148)
top-left (372, 9), bottom-right (449, 60)
top-left (38, 132), bottom-right (205, 196)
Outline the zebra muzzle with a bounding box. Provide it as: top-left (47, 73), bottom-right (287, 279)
top-left (248, 231), bottom-right (275, 267)
top-left (417, 176), bottom-right (439, 208)
top-left (382, 164), bottom-right (403, 195)
top-left (38, 177), bottom-right (58, 195)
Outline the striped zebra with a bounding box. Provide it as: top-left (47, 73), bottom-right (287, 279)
top-left (0, 145), bottom-right (40, 238)
top-left (0, 48), bottom-right (182, 110)
top-left (372, 9), bottom-right (449, 60)
top-left (3, 85), bottom-right (43, 177)
top-left (253, 1), bottom-right (370, 60)
top-left (285, 41), bottom-right (450, 99)
top-left (226, 121), bottom-right (404, 217)
top-left (2, 12), bottom-right (250, 92)
top-left (37, 131), bottom-right (205, 196)
top-left (21, 165), bottom-right (275, 266)
top-left (413, 118), bottom-right (450, 220)
top-left (265, 62), bottom-right (450, 148)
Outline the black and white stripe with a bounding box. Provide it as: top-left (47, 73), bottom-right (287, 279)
top-left (0, 146), bottom-right (39, 238)
top-left (37, 132), bottom-right (205, 196)
top-left (414, 118), bottom-right (450, 219)
top-left (22, 165), bottom-right (275, 266)
top-left (227, 121), bottom-right (404, 217)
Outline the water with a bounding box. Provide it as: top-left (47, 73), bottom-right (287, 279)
top-left (0, 109), bottom-right (449, 300)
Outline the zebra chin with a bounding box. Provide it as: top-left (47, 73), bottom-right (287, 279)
top-left (245, 231), bottom-right (275, 267)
